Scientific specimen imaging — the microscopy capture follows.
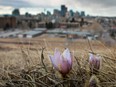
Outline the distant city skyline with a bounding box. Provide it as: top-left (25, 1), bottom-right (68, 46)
top-left (0, 0), bottom-right (116, 17)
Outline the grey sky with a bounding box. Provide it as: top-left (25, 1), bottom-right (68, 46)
top-left (77, 0), bottom-right (116, 7)
top-left (0, 0), bottom-right (116, 16)
top-left (0, 0), bottom-right (33, 8)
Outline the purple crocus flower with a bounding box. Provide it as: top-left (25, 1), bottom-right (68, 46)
top-left (89, 53), bottom-right (102, 74)
top-left (49, 48), bottom-right (72, 77)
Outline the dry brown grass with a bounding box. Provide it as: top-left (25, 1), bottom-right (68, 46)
top-left (0, 37), bottom-right (116, 87)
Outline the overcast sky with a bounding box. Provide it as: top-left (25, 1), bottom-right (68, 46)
top-left (0, 0), bottom-right (116, 16)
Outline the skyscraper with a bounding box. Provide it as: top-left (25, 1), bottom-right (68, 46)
top-left (80, 11), bottom-right (85, 17)
top-left (69, 10), bottom-right (74, 17)
top-left (61, 5), bottom-right (67, 17)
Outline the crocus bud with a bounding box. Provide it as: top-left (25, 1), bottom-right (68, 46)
top-left (49, 48), bottom-right (72, 77)
top-left (89, 75), bottom-right (100, 87)
top-left (89, 53), bottom-right (102, 74)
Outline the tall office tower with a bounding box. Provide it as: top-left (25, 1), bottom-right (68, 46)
top-left (61, 5), bottom-right (67, 17)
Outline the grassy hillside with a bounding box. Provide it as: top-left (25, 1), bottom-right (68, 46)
top-left (0, 38), bottom-right (116, 87)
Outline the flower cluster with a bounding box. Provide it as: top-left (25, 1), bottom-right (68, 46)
top-left (49, 48), bottom-right (102, 77)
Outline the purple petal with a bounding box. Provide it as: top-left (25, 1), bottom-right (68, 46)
top-left (49, 55), bottom-right (59, 70)
top-left (96, 55), bottom-right (102, 69)
top-left (89, 53), bottom-right (94, 62)
top-left (49, 49), bottom-right (62, 71)
top-left (62, 48), bottom-right (72, 65)
top-left (60, 55), bottom-right (71, 74)
top-left (54, 48), bottom-right (61, 59)
top-left (54, 48), bottom-right (62, 65)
